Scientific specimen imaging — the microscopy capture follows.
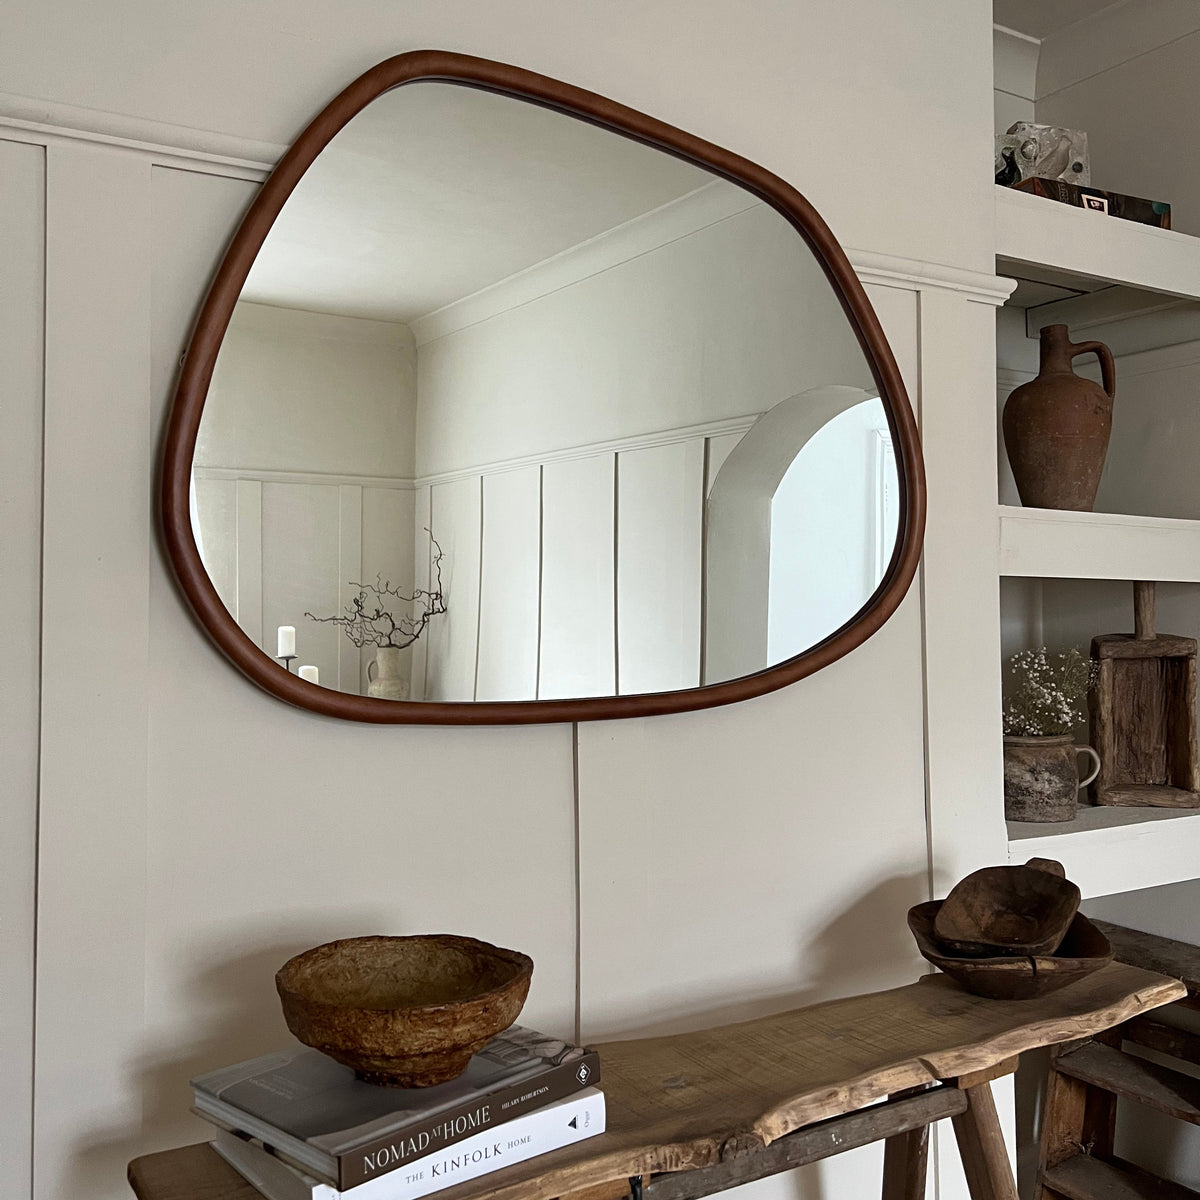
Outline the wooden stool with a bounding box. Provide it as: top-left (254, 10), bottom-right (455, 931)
top-left (129, 965), bottom-right (1182, 1200)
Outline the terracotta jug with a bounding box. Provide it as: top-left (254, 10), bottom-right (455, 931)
top-left (1002, 324), bottom-right (1116, 511)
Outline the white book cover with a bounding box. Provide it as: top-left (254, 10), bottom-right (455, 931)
top-left (212, 1088), bottom-right (605, 1200)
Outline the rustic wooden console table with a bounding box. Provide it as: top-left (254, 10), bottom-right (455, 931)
top-left (128, 965), bottom-right (1183, 1200)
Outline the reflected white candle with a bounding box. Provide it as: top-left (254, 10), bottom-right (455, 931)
top-left (277, 626), bottom-right (296, 657)
top-left (298, 665), bottom-right (319, 684)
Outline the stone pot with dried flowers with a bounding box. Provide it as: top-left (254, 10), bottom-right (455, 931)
top-left (1003, 647), bottom-right (1101, 823)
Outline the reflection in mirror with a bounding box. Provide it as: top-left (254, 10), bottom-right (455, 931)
top-left (191, 81), bottom-right (898, 704)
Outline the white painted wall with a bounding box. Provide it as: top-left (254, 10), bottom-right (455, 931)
top-left (415, 197), bottom-right (873, 476)
top-left (0, 137), bottom-right (44, 1200)
top-left (197, 302), bottom-right (416, 476)
top-left (1035, 1), bottom-right (1200, 237)
top-left (993, 25), bottom-right (1038, 136)
top-left (0, 3), bottom-right (1002, 1200)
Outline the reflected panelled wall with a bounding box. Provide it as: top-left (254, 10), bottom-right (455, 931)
top-left (418, 427), bottom-right (725, 701)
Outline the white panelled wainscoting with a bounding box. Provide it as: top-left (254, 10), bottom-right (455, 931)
top-left (2, 4), bottom-right (1028, 1200)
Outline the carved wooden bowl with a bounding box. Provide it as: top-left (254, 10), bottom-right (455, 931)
top-left (276, 935), bottom-right (534, 1086)
top-left (909, 901), bottom-right (1112, 1000)
top-left (933, 862), bottom-right (1080, 957)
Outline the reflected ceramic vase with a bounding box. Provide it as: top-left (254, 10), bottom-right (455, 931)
top-left (1002, 324), bottom-right (1116, 511)
top-left (367, 646), bottom-right (409, 701)
top-left (1003, 734), bottom-right (1101, 822)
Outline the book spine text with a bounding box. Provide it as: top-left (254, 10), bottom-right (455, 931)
top-left (340, 1050), bottom-right (601, 1188)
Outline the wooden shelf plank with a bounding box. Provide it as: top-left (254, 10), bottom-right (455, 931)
top-left (1008, 807), bottom-right (1200, 899)
top-left (998, 505), bottom-right (1200, 582)
top-left (1055, 1040), bottom-right (1200, 1126)
top-left (1041, 1153), bottom-right (1200, 1200)
top-left (996, 186), bottom-right (1200, 302)
top-left (1093, 921), bottom-right (1200, 996)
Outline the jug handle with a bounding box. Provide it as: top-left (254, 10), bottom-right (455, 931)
top-left (367, 659), bottom-right (378, 682)
top-left (1070, 339), bottom-right (1116, 399)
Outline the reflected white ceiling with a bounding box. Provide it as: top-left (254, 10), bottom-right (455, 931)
top-left (242, 83), bottom-right (713, 324)
top-left (993, 0), bottom-right (1123, 40)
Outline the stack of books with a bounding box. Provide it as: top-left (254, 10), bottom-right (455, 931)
top-left (192, 1026), bottom-right (603, 1200)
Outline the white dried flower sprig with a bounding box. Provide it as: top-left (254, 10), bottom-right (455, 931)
top-left (1003, 646), bottom-right (1099, 737)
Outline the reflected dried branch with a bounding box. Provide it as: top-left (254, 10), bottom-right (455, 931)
top-left (305, 535), bottom-right (446, 649)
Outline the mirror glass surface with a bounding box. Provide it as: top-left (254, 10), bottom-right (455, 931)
top-left (191, 82), bottom-right (898, 703)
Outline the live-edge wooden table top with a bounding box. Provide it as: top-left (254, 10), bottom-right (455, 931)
top-left (129, 964), bottom-right (1184, 1200)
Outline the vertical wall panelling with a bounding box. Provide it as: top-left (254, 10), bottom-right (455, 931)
top-left (0, 137), bottom-right (45, 1200)
top-left (361, 485), bottom-right (415, 696)
top-left (910, 283), bottom-right (1015, 1200)
top-left (337, 485), bottom-right (363, 693)
top-left (37, 142), bottom-right (153, 1200)
top-left (261, 482), bottom-right (341, 682)
top-left (192, 477), bottom-right (237, 611)
top-left (918, 286), bottom-right (1009, 889)
top-left (424, 476), bottom-right (483, 701)
top-left (234, 479), bottom-right (263, 645)
top-left (705, 432), bottom-right (744, 496)
top-left (539, 456), bottom-right (616, 700)
top-left (616, 440), bottom-right (704, 694)
top-left (476, 467), bottom-right (542, 702)
top-left (410, 485), bottom-right (432, 700)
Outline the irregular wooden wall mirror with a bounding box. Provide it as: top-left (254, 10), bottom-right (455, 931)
top-left (162, 50), bottom-right (925, 724)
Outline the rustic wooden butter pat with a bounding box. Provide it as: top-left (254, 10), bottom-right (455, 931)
top-left (1089, 581), bottom-right (1200, 808)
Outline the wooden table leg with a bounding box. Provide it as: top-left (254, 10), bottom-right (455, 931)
top-left (950, 1083), bottom-right (1019, 1200)
top-left (881, 1124), bottom-right (928, 1200)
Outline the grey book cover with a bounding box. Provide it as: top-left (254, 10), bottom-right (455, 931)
top-left (192, 1026), bottom-right (585, 1154)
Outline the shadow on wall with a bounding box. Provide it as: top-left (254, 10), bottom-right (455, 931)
top-left (589, 871), bottom-right (929, 1043)
top-left (65, 909), bottom-right (398, 1198)
top-left (580, 873), bottom-right (928, 1200)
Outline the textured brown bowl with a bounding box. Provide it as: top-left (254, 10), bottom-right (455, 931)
top-left (276, 935), bottom-right (534, 1086)
top-left (909, 900), bottom-right (1112, 1000)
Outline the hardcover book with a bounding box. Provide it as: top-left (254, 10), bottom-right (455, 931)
top-left (192, 1026), bottom-right (600, 1189)
top-left (1012, 177), bottom-right (1172, 228)
top-left (211, 1088), bottom-right (605, 1200)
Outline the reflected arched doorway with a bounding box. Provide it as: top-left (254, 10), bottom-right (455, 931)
top-left (704, 386), bottom-right (898, 683)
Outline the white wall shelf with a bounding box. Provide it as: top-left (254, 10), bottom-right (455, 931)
top-left (996, 186), bottom-right (1200, 303)
top-left (1008, 806), bottom-right (1200, 899)
top-left (999, 505), bottom-right (1200, 582)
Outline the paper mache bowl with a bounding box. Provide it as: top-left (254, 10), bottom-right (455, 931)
top-left (276, 934), bottom-right (534, 1087)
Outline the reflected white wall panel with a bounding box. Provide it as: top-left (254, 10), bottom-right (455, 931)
top-left (477, 467), bottom-right (542, 702)
top-left (425, 476), bottom-right (483, 701)
top-left (361, 485), bottom-right (416, 696)
top-left (234, 478), bottom-right (263, 649)
top-left (194, 476), bottom-right (237, 614)
top-left (540, 456), bottom-right (616, 699)
top-left (705, 431), bottom-right (744, 497)
top-left (261, 481), bottom-right (340, 678)
top-left (409, 484), bottom-right (433, 701)
top-left (617, 440), bottom-right (704, 694)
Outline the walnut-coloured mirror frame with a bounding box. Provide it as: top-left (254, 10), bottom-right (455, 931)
top-left (161, 49), bottom-right (926, 725)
